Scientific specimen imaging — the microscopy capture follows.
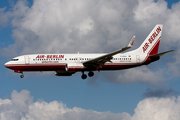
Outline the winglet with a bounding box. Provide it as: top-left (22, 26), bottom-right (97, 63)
top-left (127, 36), bottom-right (135, 48)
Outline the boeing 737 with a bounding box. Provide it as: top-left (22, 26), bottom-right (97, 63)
top-left (4, 24), bottom-right (174, 79)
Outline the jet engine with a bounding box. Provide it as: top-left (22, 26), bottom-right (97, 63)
top-left (55, 71), bottom-right (75, 76)
top-left (65, 63), bottom-right (85, 71)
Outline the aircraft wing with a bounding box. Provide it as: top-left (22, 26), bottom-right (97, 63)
top-left (83, 36), bottom-right (135, 69)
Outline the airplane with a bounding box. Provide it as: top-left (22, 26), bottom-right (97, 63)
top-left (4, 24), bottom-right (174, 79)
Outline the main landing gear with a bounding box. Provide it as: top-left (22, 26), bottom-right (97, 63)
top-left (81, 71), bottom-right (94, 80)
top-left (81, 74), bottom-right (87, 79)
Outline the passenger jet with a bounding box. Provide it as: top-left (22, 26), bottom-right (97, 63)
top-left (4, 24), bottom-right (174, 79)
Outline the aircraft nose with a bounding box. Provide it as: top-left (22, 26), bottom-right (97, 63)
top-left (4, 61), bottom-right (11, 68)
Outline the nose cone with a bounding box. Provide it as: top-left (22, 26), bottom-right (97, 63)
top-left (4, 61), bottom-right (11, 68)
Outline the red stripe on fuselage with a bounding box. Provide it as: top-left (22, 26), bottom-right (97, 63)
top-left (5, 63), bottom-right (66, 71)
top-left (5, 63), bottom-right (139, 72)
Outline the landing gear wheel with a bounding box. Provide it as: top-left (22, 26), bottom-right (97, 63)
top-left (81, 74), bottom-right (87, 79)
top-left (20, 75), bottom-right (24, 78)
top-left (88, 71), bottom-right (94, 77)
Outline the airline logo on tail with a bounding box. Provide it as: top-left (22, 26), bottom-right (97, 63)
top-left (142, 26), bottom-right (162, 53)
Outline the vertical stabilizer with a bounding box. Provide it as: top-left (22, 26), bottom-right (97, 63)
top-left (137, 24), bottom-right (163, 56)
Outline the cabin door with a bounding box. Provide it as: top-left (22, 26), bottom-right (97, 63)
top-left (136, 55), bottom-right (140, 63)
top-left (25, 56), bottom-right (30, 64)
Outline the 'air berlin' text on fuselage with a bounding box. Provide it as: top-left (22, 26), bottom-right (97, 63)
top-left (36, 55), bottom-right (64, 59)
top-left (142, 26), bottom-right (161, 53)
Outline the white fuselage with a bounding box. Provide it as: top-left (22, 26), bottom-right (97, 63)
top-left (5, 52), bottom-right (147, 72)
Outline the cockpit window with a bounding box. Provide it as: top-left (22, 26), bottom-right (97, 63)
top-left (11, 59), bottom-right (19, 61)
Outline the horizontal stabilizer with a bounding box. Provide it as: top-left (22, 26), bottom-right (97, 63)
top-left (148, 50), bottom-right (174, 59)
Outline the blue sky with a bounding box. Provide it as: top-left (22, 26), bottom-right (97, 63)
top-left (1, 0), bottom-right (180, 119)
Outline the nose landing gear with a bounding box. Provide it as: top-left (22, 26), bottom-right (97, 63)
top-left (20, 74), bottom-right (24, 78)
top-left (14, 70), bottom-right (24, 78)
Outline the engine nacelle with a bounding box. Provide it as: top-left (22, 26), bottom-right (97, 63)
top-left (55, 71), bottom-right (75, 76)
top-left (65, 63), bottom-right (85, 71)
